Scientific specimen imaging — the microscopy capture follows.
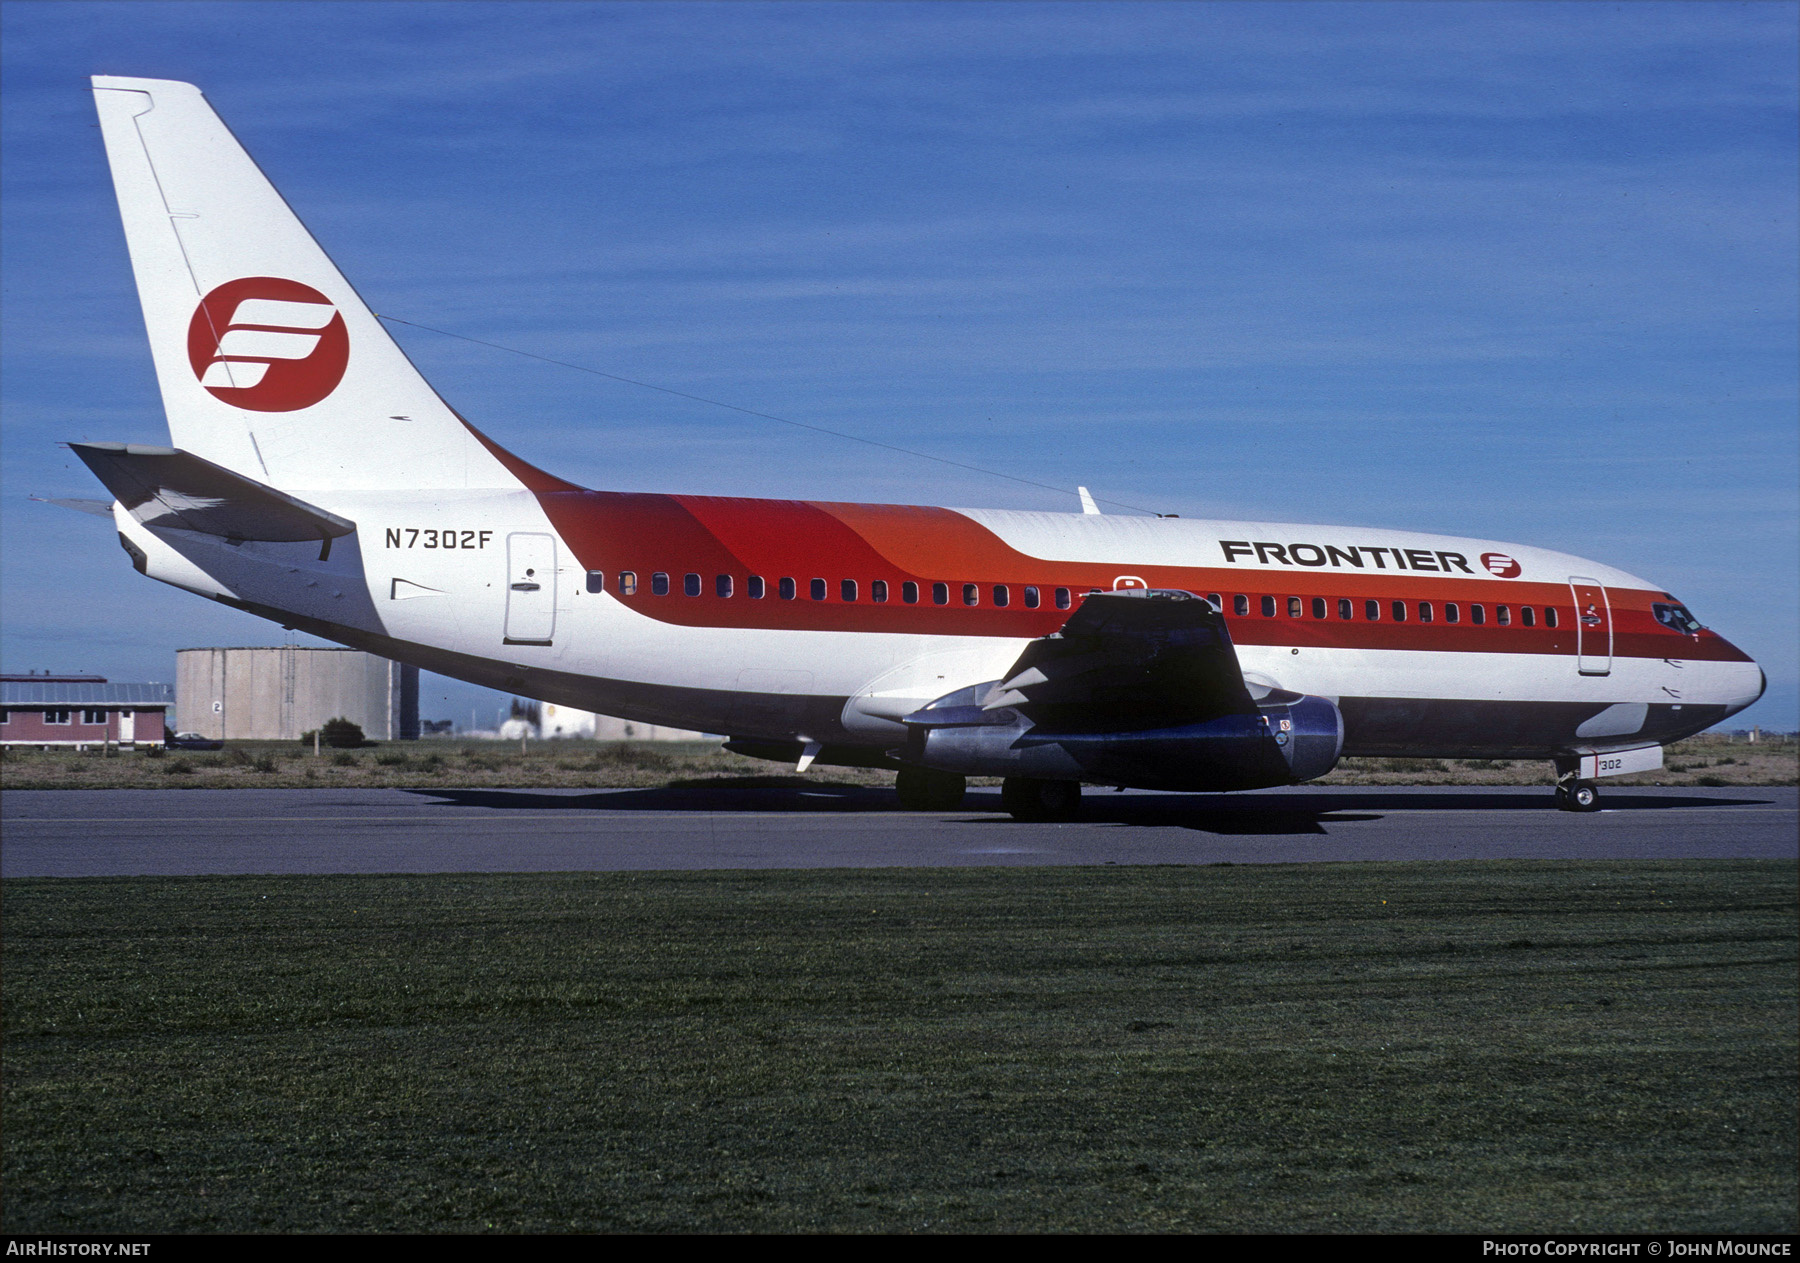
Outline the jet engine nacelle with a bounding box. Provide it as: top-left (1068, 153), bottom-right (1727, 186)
top-left (902, 687), bottom-right (1343, 792)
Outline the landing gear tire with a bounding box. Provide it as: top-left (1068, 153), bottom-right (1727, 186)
top-left (896, 768), bottom-right (966, 811)
top-left (1002, 777), bottom-right (1082, 822)
top-left (1557, 781), bottom-right (1601, 812)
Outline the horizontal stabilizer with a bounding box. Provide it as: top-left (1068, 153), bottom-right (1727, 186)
top-left (69, 442), bottom-right (355, 545)
top-left (33, 497), bottom-right (115, 518)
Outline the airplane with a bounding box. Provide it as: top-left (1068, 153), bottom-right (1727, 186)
top-left (66, 76), bottom-right (1765, 818)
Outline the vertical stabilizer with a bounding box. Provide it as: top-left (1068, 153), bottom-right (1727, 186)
top-left (90, 76), bottom-right (517, 491)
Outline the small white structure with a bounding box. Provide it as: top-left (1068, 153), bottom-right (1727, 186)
top-left (538, 702), bottom-right (596, 739)
top-left (591, 713), bottom-right (710, 741)
top-left (534, 701), bottom-right (707, 742)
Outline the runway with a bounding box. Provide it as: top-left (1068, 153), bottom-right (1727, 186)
top-left (2, 783), bottom-right (1793, 876)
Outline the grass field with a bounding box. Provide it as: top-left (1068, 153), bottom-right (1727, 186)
top-left (2, 731), bottom-right (1794, 792)
top-left (3, 861), bottom-right (1793, 1233)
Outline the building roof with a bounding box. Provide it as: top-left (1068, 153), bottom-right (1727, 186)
top-left (176, 646), bottom-right (366, 653)
top-left (0, 674), bottom-right (108, 683)
top-left (1, 682), bottom-right (173, 707)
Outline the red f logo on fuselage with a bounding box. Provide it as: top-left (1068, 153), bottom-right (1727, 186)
top-left (1481, 552), bottom-right (1522, 578)
top-left (187, 277), bottom-right (349, 411)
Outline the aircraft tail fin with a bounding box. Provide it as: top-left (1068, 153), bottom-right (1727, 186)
top-left (90, 76), bottom-right (517, 492)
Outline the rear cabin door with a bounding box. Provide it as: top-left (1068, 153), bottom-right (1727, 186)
top-left (504, 532), bottom-right (557, 646)
top-left (1568, 577), bottom-right (1613, 676)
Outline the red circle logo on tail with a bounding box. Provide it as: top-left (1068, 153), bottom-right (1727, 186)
top-left (187, 277), bottom-right (349, 412)
top-left (1481, 552), bottom-right (1522, 578)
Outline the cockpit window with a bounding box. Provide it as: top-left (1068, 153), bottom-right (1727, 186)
top-left (1653, 602), bottom-right (1704, 634)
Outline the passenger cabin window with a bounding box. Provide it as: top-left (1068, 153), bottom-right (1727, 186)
top-left (618, 571), bottom-right (638, 596)
top-left (1471, 603), bottom-right (1485, 625)
top-left (716, 574), bottom-right (733, 598)
top-left (1234, 595), bottom-right (1249, 616)
top-left (779, 577), bottom-right (797, 600)
top-left (1365, 599), bottom-right (1380, 621)
top-left (748, 576), bottom-right (765, 599)
top-left (1544, 607), bottom-right (1558, 628)
top-left (1445, 603), bottom-right (1459, 624)
top-left (1338, 598), bottom-right (1353, 620)
top-left (933, 582), bottom-right (949, 605)
top-left (1418, 602), bottom-right (1433, 623)
top-left (1206, 593), bottom-right (1222, 611)
top-left (1024, 586), bottom-right (1041, 609)
top-left (903, 581), bottom-right (920, 604)
top-left (1312, 597), bottom-right (1327, 620)
top-left (872, 580), bottom-right (889, 603)
top-left (1287, 597), bottom-right (1303, 618)
top-left (585, 571), bottom-right (606, 594)
top-left (651, 572), bottom-right (670, 596)
top-left (1392, 600), bottom-right (1407, 622)
top-left (811, 578), bottom-right (827, 601)
top-left (684, 573), bottom-right (701, 597)
top-left (1521, 606), bottom-right (1536, 628)
top-left (1497, 605), bottom-right (1511, 626)
top-left (993, 585), bottom-right (1009, 608)
top-left (1055, 587), bottom-right (1072, 610)
top-left (841, 579), bottom-right (857, 602)
top-left (1261, 595), bottom-right (1277, 617)
top-left (962, 584), bottom-right (980, 607)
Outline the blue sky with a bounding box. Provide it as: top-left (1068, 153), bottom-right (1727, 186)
top-left (3, 0), bottom-right (1795, 733)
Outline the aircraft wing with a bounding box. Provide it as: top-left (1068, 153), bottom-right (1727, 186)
top-left (911, 590), bottom-right (1261, 733)
top-left (69, 442), bottom-right (355, 549)
top-left (899, 590), bottom-right (1339, 791)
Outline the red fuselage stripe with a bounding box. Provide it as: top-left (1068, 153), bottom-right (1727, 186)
top-left (500, 478), bottom-right (1748, 664)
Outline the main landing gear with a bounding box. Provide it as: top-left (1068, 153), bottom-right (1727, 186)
top-left (1001, 777), bottom-right (1083, 822)
top-left (895, 767), bottom-right (966, 811)
top-left (1553, 756), bottom-right (1601, 812)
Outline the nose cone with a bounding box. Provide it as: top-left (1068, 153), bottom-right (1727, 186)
top-left (1746, 665), bottom-right (1768, 709)
top-left (1715, 645), bottom-right (1767, 721)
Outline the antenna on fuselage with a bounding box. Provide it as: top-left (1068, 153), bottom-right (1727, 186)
top-left (1078, 486), bottom-right (1101, 515)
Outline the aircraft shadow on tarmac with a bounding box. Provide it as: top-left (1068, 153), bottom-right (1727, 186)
top-left (403, 785), bottom-right (1768, 836)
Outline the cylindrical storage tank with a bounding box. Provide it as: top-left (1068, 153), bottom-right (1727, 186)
top-left (175, 647), bottom-right (419, 740)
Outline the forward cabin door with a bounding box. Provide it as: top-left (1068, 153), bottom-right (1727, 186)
top-left (1568, 577), bottom-right (1613, 676)
top-left (504, 532), bottom-right (557, 646)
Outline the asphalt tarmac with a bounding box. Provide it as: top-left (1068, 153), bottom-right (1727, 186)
top-left (2, 784), bottom-right (1793, 877)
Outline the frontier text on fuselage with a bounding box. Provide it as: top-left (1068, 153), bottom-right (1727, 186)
top-left (1220, 540), bottom-right (1477, 574)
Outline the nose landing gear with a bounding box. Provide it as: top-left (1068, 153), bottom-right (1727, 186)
top-left (1556, 780), bottom-right (1601, 812)
top-left (1553, 755), bottom-right (1601, 812)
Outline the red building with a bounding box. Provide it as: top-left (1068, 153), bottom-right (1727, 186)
top-left (0, 676), bottom-right (172, 749)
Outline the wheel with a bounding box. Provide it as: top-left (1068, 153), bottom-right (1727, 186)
top-left (1001, 776), bottom-right (1041, 820)
top-left (896, 767), bottom-right (966, 811)
top-left (1038, 779), bottom-right (1082, 821)
top-left (1002, 777), bottom-right (1082, 822)
top-left (1568, 781), bottom-right (1600, 812)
